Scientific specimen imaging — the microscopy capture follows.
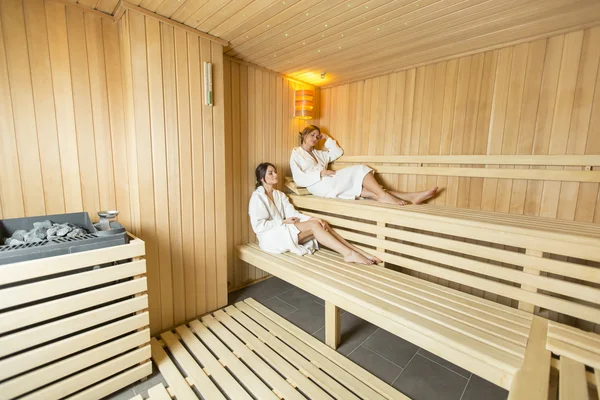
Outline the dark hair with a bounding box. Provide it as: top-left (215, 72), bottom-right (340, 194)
top-left (299, 125), bottom-right (320, 145)
top-left (255, 162), bottom-right (276, 188)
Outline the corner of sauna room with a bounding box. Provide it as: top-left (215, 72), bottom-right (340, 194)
top-left (1, 0), bottom-right (600, 399)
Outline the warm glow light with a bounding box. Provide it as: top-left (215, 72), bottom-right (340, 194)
top-left (294, 89), bottom-right (314, 119)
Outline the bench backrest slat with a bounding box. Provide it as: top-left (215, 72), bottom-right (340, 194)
top-left (332, 155), bottom-right (600, 183)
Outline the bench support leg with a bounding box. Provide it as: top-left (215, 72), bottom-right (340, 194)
top-left (325, 301), bottom-right (340, 349)
top-left (518, 249), bottom-right (542, 314)
top-left (376, 221), bottom-right (386, 268)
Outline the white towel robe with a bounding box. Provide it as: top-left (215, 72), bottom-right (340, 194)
top-left (290, 135), bottom-right (372, 200)
top-left (248, 187), bottom-right (318, 255)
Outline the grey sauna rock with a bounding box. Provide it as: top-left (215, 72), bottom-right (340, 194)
top-left (4, 238), bottom-right (24, 246)
top-left (11, 230), bottom-right (27, 241)
top-left (46, 226), bottom-right (59, 238)
top-left (67, 228), bottom-right (85, 238)
top-left (56, 226), bottom-right (72, 237)
top-left (30, 227), bottom-right (48, 240)
top-left (33, 220), bottom-right (53, 229)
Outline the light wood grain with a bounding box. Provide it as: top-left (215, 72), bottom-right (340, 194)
top-left (224, 57), bottom-right (317, 289)
top-left (118, 10), bottom-right (229, 332)
top-left (507, 317), bottom-right (550, 400)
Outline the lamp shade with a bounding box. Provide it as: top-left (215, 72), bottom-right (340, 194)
top-left (294, 89), bottom-right (314, 119)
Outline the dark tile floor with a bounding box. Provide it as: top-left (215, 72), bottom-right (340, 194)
top-left (107, 277), bottom-right (508, 400)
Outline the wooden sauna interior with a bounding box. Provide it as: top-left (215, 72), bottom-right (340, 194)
top-left (1, 0), bottom-right (599, 336)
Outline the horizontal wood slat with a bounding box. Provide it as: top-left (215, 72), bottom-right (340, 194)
top-left (331, 163), bottom-right (600, 182)
top-left (0, 260), bottom-right (146, 310)
top-left (0, 238), bottom-right (145, 285)
top-left (64, 361), bottom-right (152, 400)
top-left (336, 155), bottom-right (600, 166)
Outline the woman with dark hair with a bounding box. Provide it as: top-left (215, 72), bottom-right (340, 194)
top-left (290, 125), bottom-right (438, 205)
top-left (249, 162), bottom-right (381, 265)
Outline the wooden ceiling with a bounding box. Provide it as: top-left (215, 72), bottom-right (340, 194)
top-left (80, 0), bottom-right (600, 87)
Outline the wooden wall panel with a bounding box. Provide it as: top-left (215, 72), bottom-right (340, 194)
top-left (0, 0), bottom-right (125, 224)
top-left (0, 0), bottom-right (228, 334)
top-left (223, 59), bottom-right (318, 290)
top-left (119, 10), bottom-right (228, 333)
top-left (320, 26), bottom-right (600, 223)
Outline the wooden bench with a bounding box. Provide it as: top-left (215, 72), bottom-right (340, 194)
top-left (238, 192), bottom-right (600, 394)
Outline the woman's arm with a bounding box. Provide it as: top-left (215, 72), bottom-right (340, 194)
top-left (281, 194), bottom-right (312, 222)
top-left (322, 134), bottom-right (344, 163)
top-left (290, 154), bottom-right (322, 187)
top-left (248, 196), bottom-right (282, 234)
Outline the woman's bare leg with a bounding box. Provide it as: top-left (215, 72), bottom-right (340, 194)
top-left (297, 231), bottom-right (314, 244)
top-left (294, 220), bottom-right (372, 264)
top-left (387, 188), bottom-right (438, 204)
top-left (359, 188), bottom-right (378, 200)
top-left (327, 226), bottom-right (382, 263)
top-left (362, 173), bottom-right (405, 205)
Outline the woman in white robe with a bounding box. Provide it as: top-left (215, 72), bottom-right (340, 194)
top-left (249, 163), bottom-right (381, 265)
top-left (290, 125), bottom-right (438, 205)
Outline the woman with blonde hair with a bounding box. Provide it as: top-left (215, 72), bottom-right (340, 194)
top-left (290, 125), bottom-right (438, 205)
top-left (249, 162), bottom-right (381, 265)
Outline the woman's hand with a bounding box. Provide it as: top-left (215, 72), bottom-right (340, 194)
top-left (311, 218), bottom-right (329, 231)
top-left (320, 170), bottom-right (336, 177)
top-left (282, 217), bottom-right (299, 224)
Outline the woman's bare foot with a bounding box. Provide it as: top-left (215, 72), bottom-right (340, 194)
top-left (411, 187), bottom-right (438, 204)
top-left (378, 192), bottom-right (407, 206)
top-left (344, 251), bottom-right (372, 265)
top-left (362, 252), bottom-right (383, 264)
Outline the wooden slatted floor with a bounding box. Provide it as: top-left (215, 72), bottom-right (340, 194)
top-left (150, 298), bottom-right (409, 399)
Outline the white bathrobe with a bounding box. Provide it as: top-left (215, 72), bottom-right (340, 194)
top-left (248, 187), bottom-right (318, 255)
top-left (290, 135), bottom-right (372, 200)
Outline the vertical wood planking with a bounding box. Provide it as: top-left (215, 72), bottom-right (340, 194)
top-left (146, 17), bottom-right (173, 330)
top-left (160, 23), bottom-right (185, 327)
top-left (495, 43), bottom-right (527, 214)
top-left (212, 40), bottom-right (228, 308)
top-left (511, 40), bottom-right (545, 215)
top-left (84, 13), bottom-right (116, 213)
top-left (0, 8), bottom-right (25, 218)
top-left (118, 10), bottom-right (229, 331)
top-left (525, 36), bottom-right (563, 217)
top-left (189, 33), bottom-right (206, 315)
top-left (562, 27), bottom-right (600, 221)
top-left (231, 62), bottom-right (242, 288)
top-left (174, 28), bottom-right (196, 321)
top-left (201, 37), bottom-right (218, 311)
top-left (67, 7), bottom-right (101, 218)
top-left (23, 0), bottom-right (65, 215)
top-left (127, 11), bottom-right (161, 331)
top-left (1, 0), bottom-right (46, 217)
top-left (541, 31), bottom-right (584, 218)
top-left (246, 66), bottom-right (256, 281)
top-left (102, 17), bottom-right (131, 228)
top-left (240, 64), bottom-right (249, 285)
